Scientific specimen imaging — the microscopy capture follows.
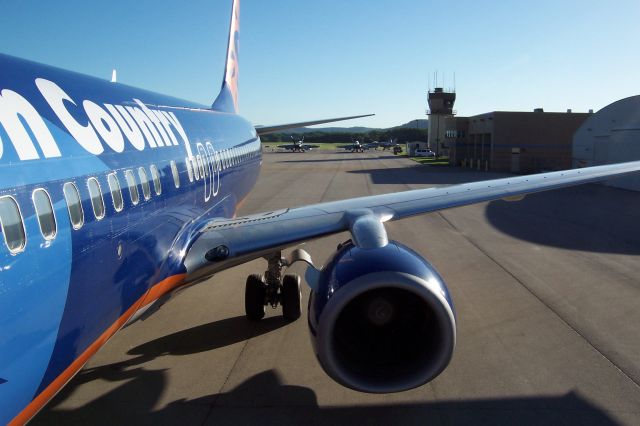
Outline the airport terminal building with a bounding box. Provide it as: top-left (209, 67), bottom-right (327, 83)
top-left (445, 110), bottom-right (590, 173)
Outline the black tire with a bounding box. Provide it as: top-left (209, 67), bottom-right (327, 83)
top-left (282, 274), bottom-right (301, 322)
top-left (245, 274), bottom-right (266, 321)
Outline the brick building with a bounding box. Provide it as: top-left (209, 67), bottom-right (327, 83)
top-left (446, 110), bottom-right (590, 173)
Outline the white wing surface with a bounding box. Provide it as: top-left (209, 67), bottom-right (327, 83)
top-left (184, 161), bottom-right (640, 282)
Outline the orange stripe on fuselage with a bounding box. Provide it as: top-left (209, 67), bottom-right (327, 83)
top-left (10, 273), bottom-right (186, 426)
top-left (140, 274), bottom-right (186, 307)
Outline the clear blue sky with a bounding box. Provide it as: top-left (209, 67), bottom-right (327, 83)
top-left (1, 0), bottom-right (639, 128)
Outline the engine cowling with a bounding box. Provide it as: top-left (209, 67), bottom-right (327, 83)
top-left (308, 240), bottom-right (456, 393)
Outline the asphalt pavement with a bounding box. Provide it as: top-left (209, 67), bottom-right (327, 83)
top-left (35, 150), bottom-right (640, 425)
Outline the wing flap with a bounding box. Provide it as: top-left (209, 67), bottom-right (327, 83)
top-left (184, 161), bottom-right (640, 282)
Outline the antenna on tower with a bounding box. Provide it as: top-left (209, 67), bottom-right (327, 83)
top-left (453, 72), bottom-right (456, 92)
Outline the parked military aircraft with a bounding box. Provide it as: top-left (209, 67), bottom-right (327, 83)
top-left (339, 140), bottom-right (369, 152)
top-left (278, 136), bottom-right (320, 152)
top-left (369, 138), bottom-right (400, 150)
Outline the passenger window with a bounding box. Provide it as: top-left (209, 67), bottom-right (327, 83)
top-left (124, 170), bottom-right (140, 205)
top-left (63, 182), bottom-right (84, 229)
top-left (87, 177), bottom-right (105, 220)
top-left (138, 167), bottom-right (151, 200)
top-left (107, 173), bottom-right (124, 212)
top-left (150, 164), bottom-right (162, 195)
top-left (32, 188), bottom-right (57, 240)
top-left (0, 196), bottom-right (26, 253)
top-left (185, 157), bottom-right (194, 182)
top-left (170, 160), bottom-right (180, 188)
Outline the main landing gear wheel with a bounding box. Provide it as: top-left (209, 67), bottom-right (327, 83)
top-left (282, 274), bottom-right (302, 322)
top-left (245, 274), bottom-right (266, 321)
top-left (244, 252), bottom-right (306, 323)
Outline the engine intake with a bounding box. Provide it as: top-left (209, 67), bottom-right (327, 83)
top-left (308, 241), bottom-right (456, 393)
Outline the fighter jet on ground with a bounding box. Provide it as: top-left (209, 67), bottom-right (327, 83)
top-left (339, 140), bottom-right (369, 152)
top-left (368, 138), bottom-right (400, 150)
top-left (278, 136), bottom-right (319, 152)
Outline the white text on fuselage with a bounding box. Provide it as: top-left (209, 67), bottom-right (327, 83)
top-left (0, 78), bottom-right (194, 161)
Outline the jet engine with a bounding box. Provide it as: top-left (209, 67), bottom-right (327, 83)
top-left (308, 240), bottom-right (456, 393)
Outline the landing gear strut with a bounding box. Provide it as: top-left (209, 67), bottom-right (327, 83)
top-left (244, 251), bottom-right (301, 322)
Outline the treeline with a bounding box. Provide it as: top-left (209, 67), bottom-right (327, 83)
top-left (261, 128), bottom-right (428, 143)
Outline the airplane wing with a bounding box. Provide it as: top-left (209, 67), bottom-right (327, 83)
top-left (184, 160), bottom-right (640, 283)
top-left (255, 114), bottom-right (374, 135)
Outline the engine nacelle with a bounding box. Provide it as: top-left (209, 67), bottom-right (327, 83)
top-left (308, 240), bottom-right (456, 393)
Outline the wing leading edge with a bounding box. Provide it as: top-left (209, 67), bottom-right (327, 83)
top-left (184, 160), bottom-right (640, 282)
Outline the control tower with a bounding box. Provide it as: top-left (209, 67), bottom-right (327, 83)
top-left (427, 87), bottom-right (456, 157)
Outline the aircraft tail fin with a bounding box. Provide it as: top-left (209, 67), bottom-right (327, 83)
top-left (212, 0), bottom-right (240, 113)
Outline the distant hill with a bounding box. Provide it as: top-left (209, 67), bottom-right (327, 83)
top-left (285, 119), bottom-right (427, 134)
top-left (259, 118), bottom-right (429, 143)
top-left (395, 119), bottom-right (428, 130)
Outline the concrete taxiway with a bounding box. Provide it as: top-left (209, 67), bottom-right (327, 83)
top-left (35, 150), bottom-right (640, 425)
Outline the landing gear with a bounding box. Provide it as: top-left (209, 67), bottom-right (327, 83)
top-left (244, 251), bottom-right (302, 322)
top-left (245, 274), bottom-right (266, 321)
top-left (282, 274), bottom-right (301, 321)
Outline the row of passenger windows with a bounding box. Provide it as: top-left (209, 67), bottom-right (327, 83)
top-left (0, 141), bottom-right (261, 255)
top-left (0, 162), bottom-right (169, 254)
top-left (185, 141), bottom-right (260, 184)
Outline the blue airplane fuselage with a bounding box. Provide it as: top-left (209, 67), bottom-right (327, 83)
top-left (0, 53), bottom-right (261, 424)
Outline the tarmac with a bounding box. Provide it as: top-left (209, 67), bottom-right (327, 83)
top-left (35, 150), bottom-right (640, 425)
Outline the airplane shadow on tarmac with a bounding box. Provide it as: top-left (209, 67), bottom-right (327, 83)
top-left (485, 184), bottom-right (640, 255)
top-left (35, 314), bottom-right (618, 425)
top-left (36, 367), bottom-right (617, 426)
top-left (351, 167), bottom-right (640, 255)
